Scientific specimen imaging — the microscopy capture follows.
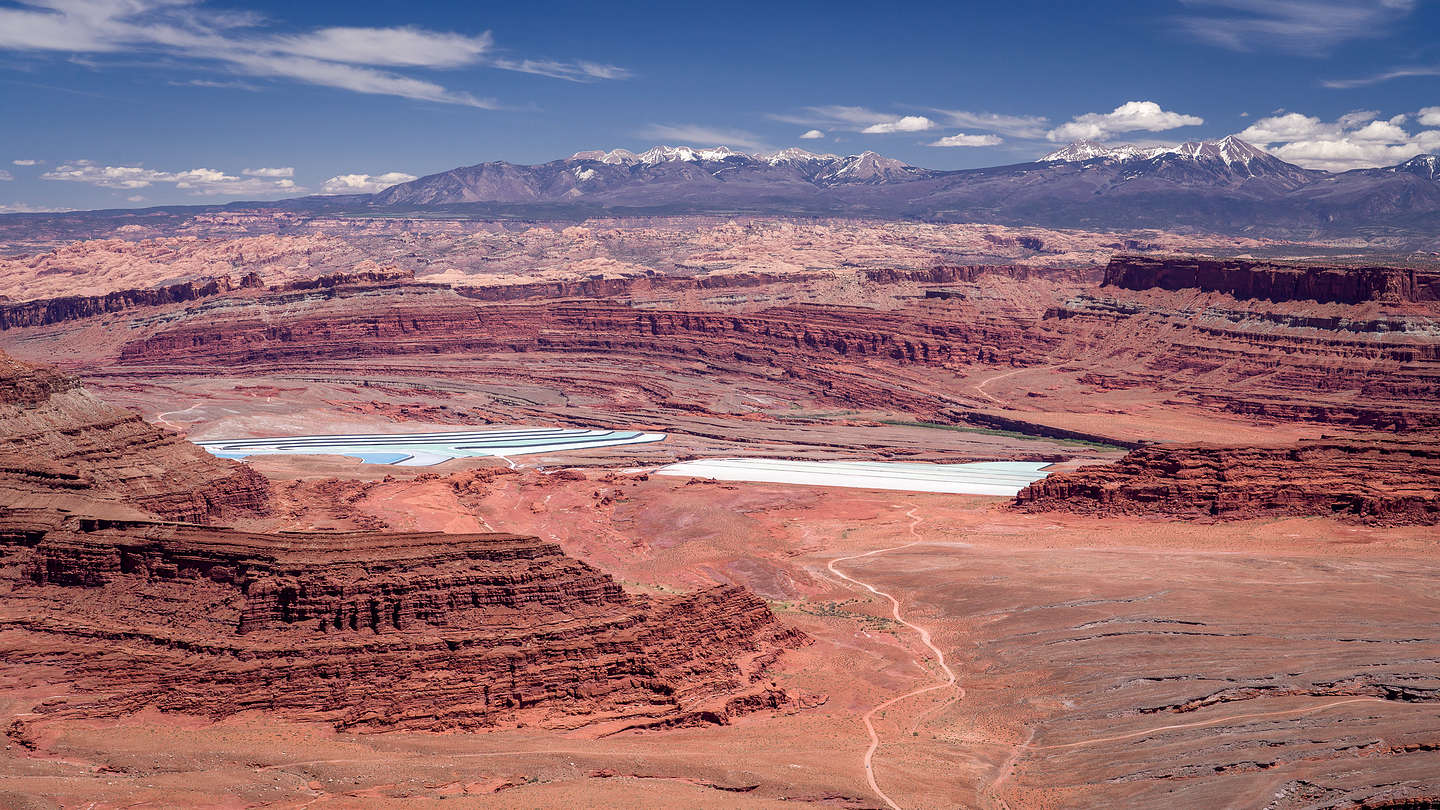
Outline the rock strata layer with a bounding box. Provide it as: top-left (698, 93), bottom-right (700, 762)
top-left (0, 351), bottom-right (268, 523)
top-left (1015, 437), bottom-right (1440, 524)
top-left (0, 514), bottom-right (805, 731)
top-left (1103, 254), bottom-right (1440, 304)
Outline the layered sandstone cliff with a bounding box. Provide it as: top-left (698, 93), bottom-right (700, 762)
top-left (1103, 255), bottom-right (1440, 304)
top-left (0, 351), bottom-right (268, 523)
top-left (0, 514), bottom-right (805, 732)
top-left (0, 349), bottom-right (805, 734)
top-left (1015, 437), bottom-right (1440, 524)
top-left (6, 253), bottom-right (1438, 436)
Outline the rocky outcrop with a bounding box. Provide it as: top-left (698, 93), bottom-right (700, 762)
top-left (1014, 436), bottom-right (1440, 524)
top-left (0, 268), bottom-right (433, 331)
top-left (0, 262), bottom-right (1088, 328)
top-left (0, 351), bottom-right (268, 523)
top-left (1045, 290), bottom-right (1440, 430)
top-left (0, 274), bottom-right (263, 330)
top-left (1103, 255), bottom-right (1440, 304)
top-left (0, 514), bottom-right (806, 732)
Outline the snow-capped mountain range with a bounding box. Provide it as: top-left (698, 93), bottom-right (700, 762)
top-left (354, 137), bottom-right (1440, 239)
top-left (568, 146), bottom-right (840, 166)
top-left (1042, 135), bottom-right (1270, 167)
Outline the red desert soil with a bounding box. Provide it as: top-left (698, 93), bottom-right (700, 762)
top-left (4, 469), bottom-right (1436, 808)
top-left (1, 235), bottom-right (1438, 808)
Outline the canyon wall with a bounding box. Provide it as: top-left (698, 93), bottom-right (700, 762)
top-left (0, 351), bottom-right (269, 523)
top-left (4, 254), bottom-right (1437, 435)
top-left (0, 514), bottom-right (805, 732)
top-left (0, 274), bottom-right (263, 330)
top-left (0, 263), bottom-right (1091, 330)
top-left (1103, 255), bottom-right (1440, 304)
top-left (1014, 436), bottom-right (1440, 524)
top-left (105, 272), bottom-right (1440, 431)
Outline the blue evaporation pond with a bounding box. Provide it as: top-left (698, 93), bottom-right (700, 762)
top-left (349, 452), bottom-right (413, 465)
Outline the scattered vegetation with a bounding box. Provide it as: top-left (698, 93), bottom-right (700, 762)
top-left (769, 598), bottom-right (899, 633)
top-left (879, 419), bottom-right (1127, 452)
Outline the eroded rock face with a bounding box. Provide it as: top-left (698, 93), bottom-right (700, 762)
top-left (100, 265), bottom-right (1440, 432)
top-left (0, 514), bottom-right (806, 732)
top-left (1014, 437), bottom-right (1440, 524)
top-left (0, 351), bottom-right (269, 523)
top-left (0, 351), bottom-right (806, 734)
top-left (1103, 254), bottom-right (1440, 304)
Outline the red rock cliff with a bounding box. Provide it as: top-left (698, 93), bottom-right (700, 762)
top-left (0, 350), bottom-right (268, 523)
top-left (0, 515), bottom-right (806, 732)
top-left (1102, 255), bottom-right (1440, 304)
top-left (1015, 436), bottom-right (1440, 524)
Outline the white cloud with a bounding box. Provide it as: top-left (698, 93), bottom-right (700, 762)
top-left (769, 105), bottom-right (895, 128)
top-left (932, 109), bottom-right (1050, 139)
top-left (1177, 0), bottom-right (1417, 53)
top-left (772, 106), bottom-right (930, 133)
top-left (0, 170), bottom-right (12, 181)
top-left (0, 1), bottom-right (627, 107)
top-left (490, 58), bottom-right (632, 82)
top-left (1047, 101), bottom-right (1204, 142)
top-left (41, 161), bottom-right (303, 195)
top-left (221, 52), bottom-right (495, 108)
top-left (242, 167), bottom-right (295, 178)
top-left (1236, 112), bottom-right (1328, 144)
top-left (174, 79), bottom-right (261, 91)
top-left (0, 202), bottom-right (74, 213)
top-left (799, 129), bottom-right (824, 140)
top-left (1323, 66), bottom-right (1440, 89)
top-left (638, 124), bottom-right (769, 151)
top-left (319, 172), bottom-right (417, 194)
top-left (1238, 110), bottom-right (1440, 171)
top-left (1420, 107), bottom-right (1440, 127)
top-left (272, 27), bottom-right (493, 68)
top-left (861, 115), bottom-right (936, 134)
top-left (927, 133), bottom-right (1003, 147)
top-left (11, 159), bottom-right (41, 166)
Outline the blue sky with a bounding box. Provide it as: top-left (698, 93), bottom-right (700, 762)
top-left (1, 0), bottom-right (1438, 211)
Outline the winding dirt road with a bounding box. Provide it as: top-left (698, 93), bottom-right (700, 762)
top-left (827, 507), bottom-right (962, 810)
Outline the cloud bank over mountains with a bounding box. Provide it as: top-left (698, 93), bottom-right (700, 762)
top-left (1239, 109), bottom-right (1440, 172)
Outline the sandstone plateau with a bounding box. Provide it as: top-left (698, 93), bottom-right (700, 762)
top-left (0, 214), bottom-right (1436, 809)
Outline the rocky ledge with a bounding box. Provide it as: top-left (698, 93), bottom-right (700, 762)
top-left (0, 513), bottom-right (807, 732)
top-left (0, 350), bottom-right (268, 523)
top-left (1014, 436), bottom-right (1440, 524)
top-left (1102, 254), bottom-right (1440, 305)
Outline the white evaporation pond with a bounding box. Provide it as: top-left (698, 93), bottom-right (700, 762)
top-left (651, 458), bottom-right (1051, 496)
top-left (197, 427), bottom-right (666, 467)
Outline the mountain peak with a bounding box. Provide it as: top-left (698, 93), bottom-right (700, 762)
top-left (1042, 136), bottom-right (1290, 171)
top-left (1394, 153), bottom-right (1440, 180)
top-left (635, 145), bottom-right (747, 164)
top-left (755, 147), bottom-right (837, 165)
top-left (1169, 135), bottom-right (1269, 167)
top-left (1041, 140), bottom-right (1129, 162)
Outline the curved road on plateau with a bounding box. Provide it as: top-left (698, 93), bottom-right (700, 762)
top-left (827, 508), bottom-right (962, 810)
